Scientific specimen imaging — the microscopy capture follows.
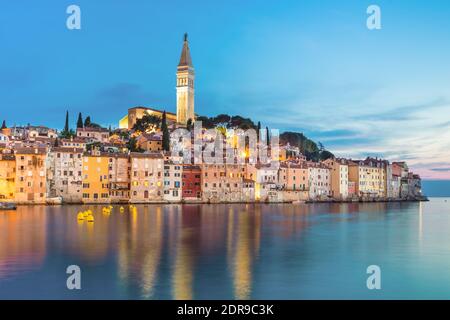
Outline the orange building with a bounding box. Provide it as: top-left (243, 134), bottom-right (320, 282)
top-left (14, 147), bottom-right (47, 204)
top-left (0, 153), bottom-right (16, 201)
top-left (82, 154), bottom-right (110, 203)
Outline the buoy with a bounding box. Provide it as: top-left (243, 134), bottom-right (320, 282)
top-left (87, 215), bottom-right (94, 222)
top-left (77, 212), bottom-right (85, 220)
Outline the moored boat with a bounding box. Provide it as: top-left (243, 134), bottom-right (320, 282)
top-left (0, 202), bottom-right (17, 210)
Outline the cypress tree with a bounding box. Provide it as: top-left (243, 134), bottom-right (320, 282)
top-left (257, 121), bottom-right (261, 141)
top-left (64, 111), bottom-right (69, 132)
top-left (162, 111), bottom-right (170, 152)
top-left (266, 126), bottom-right (270, 146)
top-left (77, 112), bottom-right (83, 128)
top-left (84, 116), bottom-right (91, 127)
top-left (186, 118), bottom-right (193, 131)
top-left (1, 120), bottom-right (6, 129)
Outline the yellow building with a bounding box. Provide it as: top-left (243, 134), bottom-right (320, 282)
top-left (119, 107), bottom-right (177, 130)
top-left (348, 158), bottom-right (386, 198)
top-left (323, 158), bottom-right (349, 200)
top-left (14, 147), bottom-right (47, 204)
top-left (82, 154), bottom-right (110, 203)
top-left (0, 154), bottom-right (16, 201)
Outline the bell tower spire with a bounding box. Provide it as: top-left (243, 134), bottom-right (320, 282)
top-left (176, 33), bottom-right (195, 125)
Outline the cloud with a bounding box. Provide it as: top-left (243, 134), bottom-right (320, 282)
top-left (430, 168), bottom-right (450, 172)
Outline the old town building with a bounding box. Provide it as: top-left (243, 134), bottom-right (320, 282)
top-left (129, 152), bottom-right (164, 202)
top-left (14, 147), bottom-right (47, 204)
top-left (182, 165), bottom-right (202, 201)
top-left (108, 154), bottom-right (130, 203)
top-left (82, 154), bottom-right (110, 203)
top-left (47, 147), bottom-right (83, 203)
top-left (323, 158), bottom-right (349, 200)
top-left (163, 161), bottom-right (182, 202)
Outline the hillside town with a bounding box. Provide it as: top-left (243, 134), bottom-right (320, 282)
top-left (0, 35), bottom-right (424, 205)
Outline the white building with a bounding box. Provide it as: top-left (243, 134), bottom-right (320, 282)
top-left (307, 163), bottom-right (331, 200)
top-left (46, 147), bottom-right (83, 203)
top-left (163, 161), bottom-right (182, 202)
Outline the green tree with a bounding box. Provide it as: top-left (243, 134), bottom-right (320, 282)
top-left (60, 129), bottom-right (75, 139)
top-left (186, 118), bottom-right (193, 131)
top-left (1, 120), bottom-right (6, 129)
top-left (257, 121), bottom-right (261, 141)
top-left (162, 111), bottom-right (170, 152)
top-left (265, 126), bottom-right (270, 146)
top-left (77, 112), bottom-right (83, 128)
top-left (126, 136), bottom-right (143, 152)
top-left (132, 114), bottom-right (161, 132)
top-left (54, 137), bottom-right (60, 147)
top-left (84, 116), bottom-right (91, 127)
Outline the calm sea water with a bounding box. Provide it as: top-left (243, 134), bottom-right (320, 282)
top-left (1, 198), bottom-right (450, 300)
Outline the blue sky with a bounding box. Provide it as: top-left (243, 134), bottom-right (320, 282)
top-left (1, 0), bottom-right (450, 179)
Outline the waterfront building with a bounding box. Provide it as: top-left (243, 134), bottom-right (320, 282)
top-left (307, 162), bottom-right (331, 200)
top-left (242, 179), bottom-right (256, 202)
top-left (0, 153), bottom-right (16, 201)
top-left (323, 158), bottom-right (349, 200)
top-left (392, 162), bottom-right (410, 198)
top-left (202, 164), bottom-right (247, 202)
top-left (245, 164), bottom-right (279, 202)
top-left (76, 127), bottom-right (109, 143)
top-left (182, 165), bottom-right (202, 201)
top-left (82, 154), bottom-right (110, 203)
top-left (47, 147), bottom-right (83, 203)
top-left (348, 181), bottom-right (357, 197)
top-left (163, 161), bottom-right (182, 202)
top-left (391, 162), bottom-right (405, 198)
top-left (278, 162), bottom-right (309, 191)
top-left (384, 161), bottom-right (395, 198)
top-left (108, 154), bottom-right (130, 203)
top-left (407, 173), bottom-right (422, 198)
top-left (14, 147), bottom-right (47, 204)
top-left (348, 158), bottom-right (386, 198)
top-left (129, 152), bottom-right (164, 202)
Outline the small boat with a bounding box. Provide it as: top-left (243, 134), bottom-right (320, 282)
top-left (0, 202), bottom-right (17, 210)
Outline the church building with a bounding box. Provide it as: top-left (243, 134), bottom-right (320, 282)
top-left (119, 34), bottom-right (196, 130)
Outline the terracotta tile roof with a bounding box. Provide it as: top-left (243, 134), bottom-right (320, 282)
top-left (51, 147), bottom-right (84, 153)
top-left (14, 147), bottom-right (47, 155)
top-left (130, 152), bottom-right (164, 159)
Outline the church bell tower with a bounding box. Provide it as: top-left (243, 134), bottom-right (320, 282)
top-left (176, 33), bottom-right (195, 125)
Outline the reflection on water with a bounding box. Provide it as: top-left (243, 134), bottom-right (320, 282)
top-left (1, 199), bottom-right (450, 299)
top-left (0, 207), bottom-right (47, 279)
